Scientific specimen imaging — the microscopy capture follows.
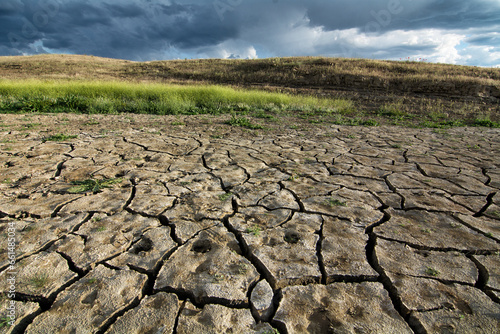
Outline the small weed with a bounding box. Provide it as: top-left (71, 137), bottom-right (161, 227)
top-left (0, 316), bottom-right (12, 328)
top-left (96, 226), bottom-right (107, 232)
top-left (489, 211), bottom-right (500, 218)
top-left (171, 121), bottom-right (186, 126)
top-left (219, 193), bottom-right (233, 201)
top-left (68, 177), bottom-right (123, 194)
top-left (421, 228), bottom-right (432, 234)
top-left (21, 123), bottom-right (41, 129)
top-left (245, 225), bottom-right (262, 236)
top-left (262, 329), bottom-right (280, 334)
top-left (86, 278), bottom-right (98, 285)
top-left (212, 273), bottom-right (225, 283)
top-left (485, 232), bottom-right (493, 238)
top-left (84, 120), bottom-right (100, 126)
top-left (473, 118), bottom-right (500, 128)
top-left (361, 119), bottom-right (379, 126)
top-left (284, 232), bottom-right (301, 244)
top-left (225, 115), bottom-right (263, 129)
top-left (237, 263), bottom-right (248, 275)
top-left (425, 267), bottom-right (440, 277)
top-left (391, 144), bottom-right (402, 149)
top-left (93, 216), bottom-right (102, 222)
top-left (30, 272), bottom-right (49, 289)
top-left (1, 178), bottom-right (12, 184)
top-left (2, 147), bottom-right (13, 151)
top-left (346, 134), bottom-right (356, 139)
top-left (23, 225), bottom-right (36, 232)
top-left (0, 139), bottom-right (15, 143)
top-left (253, 111), bottom-right (276, 120)
top-left (43, 134), bottom-right (77, 142)
top-left (325, 198), bottom-right (347, 207)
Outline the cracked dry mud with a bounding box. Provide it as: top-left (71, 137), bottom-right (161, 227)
top-left (0, 114), bottom-right (499, 334)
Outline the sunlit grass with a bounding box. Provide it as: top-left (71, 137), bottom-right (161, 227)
top-left (0, 79), bottom-right (351, 115)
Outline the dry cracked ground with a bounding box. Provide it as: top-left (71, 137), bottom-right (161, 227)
top-left (0, 113), bottom-right (499, 334)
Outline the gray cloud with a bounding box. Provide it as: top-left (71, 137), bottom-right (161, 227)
top-left (0, 0), bottom-right (498, 66)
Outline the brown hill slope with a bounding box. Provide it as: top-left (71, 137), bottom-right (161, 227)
top-left (1, 54), bottom-right (499, 123)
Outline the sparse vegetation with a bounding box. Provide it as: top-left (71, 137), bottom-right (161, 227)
top-left (245, 225), bottom-right (262, 236)
top-left (489, 211), bottom-right (500, 218)
top-left (0, 316), bottom-right (12, 328)
top-left (84, 119), bottom-right (100, 126)
top-left (43, 133), bottom-right (77, 142)
top-left (30, 272), bottom-right (49, 289)
top-left (425, 267), bottom-right (440, 277)
top-left (325, 198), bottom-right (347, 207)
top-left (68, 177), bottom-right (123, 194)
top-left (212, 273), bottom-right (225, 283)
top-left (86, 278), bottom-right (98, 285)
top-left (237, 263), bottom-right (248, 275)
top-left (225, 115), bottom-right (264, 129)
top-left (218, 193), bottom-right (233, 201)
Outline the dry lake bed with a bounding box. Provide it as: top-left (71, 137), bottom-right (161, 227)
top-left (0, 113), bottom-right (499, 333)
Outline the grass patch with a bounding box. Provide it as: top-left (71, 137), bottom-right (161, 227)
top-left (473, 118), bottom-right (500, 128)
top-left (0, 80), bottom-right (344, 116)
top-left (68, 178), bottom-right (123, 194)
top-left (43, 133), bottom-right (77, 142)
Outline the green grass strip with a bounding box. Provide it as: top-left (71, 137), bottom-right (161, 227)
top-left (0, 79), bottom-right (351, 115)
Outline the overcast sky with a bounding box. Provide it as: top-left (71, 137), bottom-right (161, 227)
top-left (1, 0), bottom-right (499, 67)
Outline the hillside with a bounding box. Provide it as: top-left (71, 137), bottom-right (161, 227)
top-left (0, 54), bottom-right (499, 125)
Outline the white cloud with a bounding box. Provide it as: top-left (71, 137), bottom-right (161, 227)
top-left (460, 45), bottom-right (500, 67)
top-left (196, 39), bottom-right (258, 59)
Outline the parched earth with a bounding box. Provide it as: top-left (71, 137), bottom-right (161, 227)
top-left (0, 113), bottom-right (499, 334)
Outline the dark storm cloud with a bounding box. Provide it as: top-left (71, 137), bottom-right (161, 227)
top-left (305, 0), bottom-right (500, 33)
top-left (0, 0), bottom-right (498, 65)
top-left (0, 0), bottom-right (239, 59)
